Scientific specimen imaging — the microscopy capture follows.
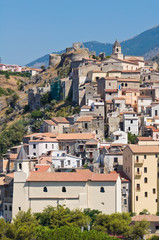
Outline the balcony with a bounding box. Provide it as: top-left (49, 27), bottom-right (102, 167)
top-left (135, 171), bottom-right (142, 178)
top-left (113, 162), bottom-right (119, 167)
top-left (134, 159), bottom-right (144, 166)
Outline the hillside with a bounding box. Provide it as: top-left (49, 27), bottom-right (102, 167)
top-left (26, 25), bottom-right (159, 68)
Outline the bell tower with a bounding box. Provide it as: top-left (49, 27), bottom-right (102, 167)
top-left (111, 40), bottom-right (123, 59)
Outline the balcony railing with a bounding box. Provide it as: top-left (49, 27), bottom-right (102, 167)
top-left (135, 171), bottom-right (142, 178)
top-left (134, 159), bottom-right (144, 166)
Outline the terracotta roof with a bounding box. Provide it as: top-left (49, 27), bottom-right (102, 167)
top-left (121, 70), bottom-right (140, 73)
top-left (0, 177), bottom-right (6, 186)
top-left (106, 100), bottom-right (113, 104)
top-left (31, 164), bottom-right (51, 172)
top-left (39, 156), bottom-right (52, 164)
top-left (76, 116), bottom-right (93, 122)
top-left (27, 169), bottom-right (119, 182)
top-left (56, 133), bottom-right (95, 141)
top-left (113, 97), bottom-right (125, 100)
top-left (105, 89), bottom-right (118, 93)
top-left (81, 105), bottom-right (91, 109)
top-left (52, 117), bottom-right (69, 124)
top-left (6, 173), bottom-right (14, 178)
top-left (108, 70), bottom-right (121, 73)
top-left (138, 96), bottom-right (152, 99)
top-left (8, 153), bottom-right (18, 160)
top-left (30, 137), bottom-right (58, 143)
top-left (132, 215), bottom-right (159, 222)
top-left (43, 120), bottom-right (56, 126)
top-left (122, 111), bottom-right (136, 114)
top-left (117, 78), bottom-right (139, 82)
top-left (137, 137), bottom-right (153, 141)
top-left (122, 88), bottom-right (139, 92)
top-left (128, 144), bottom-right (159, 153)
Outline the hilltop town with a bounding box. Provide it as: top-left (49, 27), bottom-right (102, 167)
top-left (1, 40), bottom-right (159, 238)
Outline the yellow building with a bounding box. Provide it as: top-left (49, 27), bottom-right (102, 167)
top-left (123, 145), bottom-right (159, 214)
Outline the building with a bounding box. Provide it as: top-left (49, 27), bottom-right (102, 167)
top-left (123, 145), bottom-right (159, 214)
top-left (123, 112), bottom-right (138, 135)
top-left (12, 164), bottom-right (121, 219)
top-left (51, 150), bottom-right (82, 169)
top-left (29, 137), bottom-right (59, 158)
top-left (111, 130), bottom-right (128, 144)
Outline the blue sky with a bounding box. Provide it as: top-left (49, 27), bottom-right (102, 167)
top-left (1, 0), bottom-right (159, 66)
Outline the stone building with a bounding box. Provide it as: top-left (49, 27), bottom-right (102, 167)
top-left (12, 167), bottom-right (121, 219)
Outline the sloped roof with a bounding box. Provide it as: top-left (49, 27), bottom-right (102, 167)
top-left (16, 146), bottom-right (28, 161)
top-left (52, 117), bottom-right (69, 124)
top-left (27, 169), bottom-right (119, 182)
top-left (113, 40), bottom-right (121, 47)
top-left (43, 120), bottom-right (56, 126)
top-left (132, 215), bottom-right (159, 222)
top-left (76, 116), bottom-right (93, 122)
top-left (56, 133), bottom-right (95, 141)
top-left (128, 144), bottom-right (159, 153)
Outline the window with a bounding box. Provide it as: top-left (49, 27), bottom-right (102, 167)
top-left (45, 144), bottom-right (47, 149)
top-left (114, 157), bottom-right (118, 163)
top-left (100, 187), bottom-right (105, 193)
top-left (155, 110), bottom-right (158, 116)
top-left (144, 155), bottom-right (147, 159)
top-left (128, 127), bottom-right (131, 131)
top-left (52, 144), bottom-right (54, 149)
top-left (96, 106), bottom-right (99, 109)
top-left (156, 226), bottom-right (159, 230)
top-left (153, 188), bottom-right (156, 194)
top-left (96, 130), bottom-right (98, 134)
top-left (136, 196), bottom-right (138, 201)
top-left (144, 167), bottom-right (147, 173)
top-left (131, 120), bottom-right (133, 124)
top-left (148, 75), bottom-right (151, 80)
top-left (125, 83), bottom-right (127, 87)
top-left (68, 160), bottom-right (70, 165)
top-left (61, 161), bottom-right (64, 168)
top-left (43, 187), bottom-right (48, 192)
top-left (9, 205), bottom-right (12, 211)
top-left (62, 187), bottom-right (66, 192)
top-left (33, 144), bottom-right (36, 149)
top-left (19, 207), bottom-right (21, 211)
top-left (33, 153), bottom-right (36, 156)
top-left (136, 156), bottom-right (139, 162)
top-left (158, 172), bottom-right (159, 178)
top-left (145, 192), bottom-right (148, 197)
top-left (144, 177), bottom-right (148, 183)
top-left (136, 184), bottom-right (140, 191)
top-left (124, 199), bottom-right (127, 205)
top-left (121, 83), bottom-right (124, 87)
top-left (85, 123), bottom-right (88, 129)
top-left (77, 160), bottom-right (80, 168)
top-left (156, 154), bottom-right (158, 158)
top-left (5, 205), bottom-right (7, 211)
top-left (109, 83), bottom-right (111, 86)
top-left (19, 163), bottom-right (22, 170)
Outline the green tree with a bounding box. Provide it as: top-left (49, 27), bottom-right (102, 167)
top-left (128, 132), bottom-right (138, 144)
top-left (41, 92), bottom-right (51, 106)
top-left (84, 208), bottom-right (101, 227)
top-left (131, 220), bottom-right (149, 239)
top-left (13, 209), bottom-right (38, 240)
top-left (139, 209), bottom-right (150, 215)
top-left (31, 110), bottom-right (43, 120)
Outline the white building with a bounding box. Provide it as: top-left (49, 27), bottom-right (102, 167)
top-left (52, 150), bottom-right (82, 169)
top-left (12, 151), bottom-right (121, 219)
top-left (111, 130), bottom-right (128, 144)
top-left (123, 112), bottom-right (138, 135)
top-left (137, 96), bottom-right (152, 114)
top-left (29, 137), bottom-right (59, 158)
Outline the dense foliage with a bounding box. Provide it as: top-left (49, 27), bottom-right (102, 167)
top-left (0, 70), bottom-right (31, 78)
top-left (0, 206), bottom-right (150, 240)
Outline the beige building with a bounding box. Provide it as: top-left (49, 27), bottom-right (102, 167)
top-left (123, 145), bottom-right (159, 214)
top-left (12, 156), bottom-right (122, 219)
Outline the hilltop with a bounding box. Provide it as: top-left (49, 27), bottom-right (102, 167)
top-left (26, 25), bottom-right (159, 68)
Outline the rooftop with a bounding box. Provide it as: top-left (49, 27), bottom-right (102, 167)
top-left (27, 169), bottom-right (119, 182)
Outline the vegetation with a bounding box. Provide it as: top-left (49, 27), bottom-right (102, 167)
top-left (0, 87), bottom-right (14, 97)
top-left (128, 132), bottom-right (138, 144)
top-left (0, 206), bottom-right (150, 240)
top-left (0, 119), bottom-right (28, 156)
top-left (57, 64), bottom-right (71, 78)
top-left (0, 70), bottom-right (31, 78)
top-left (139, 209), bottom-right (150, 215)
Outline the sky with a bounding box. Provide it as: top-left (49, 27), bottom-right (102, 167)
top-left (0, 0), bottom-right (159, 66)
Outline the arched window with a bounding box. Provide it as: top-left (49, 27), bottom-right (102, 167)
top-left (144, 177), bottom-right (148, 183)
top-left (121, 83), bottom-right (124, 87)
top-left (100, 187), bottom-right (105, 193)
top-left (62, 186), bottom-right (66, 192)
top-left (43, 187), bottom-right (48, 192)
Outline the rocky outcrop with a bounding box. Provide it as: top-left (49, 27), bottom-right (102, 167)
top-left (49, 54), bottom-right (61, 67)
